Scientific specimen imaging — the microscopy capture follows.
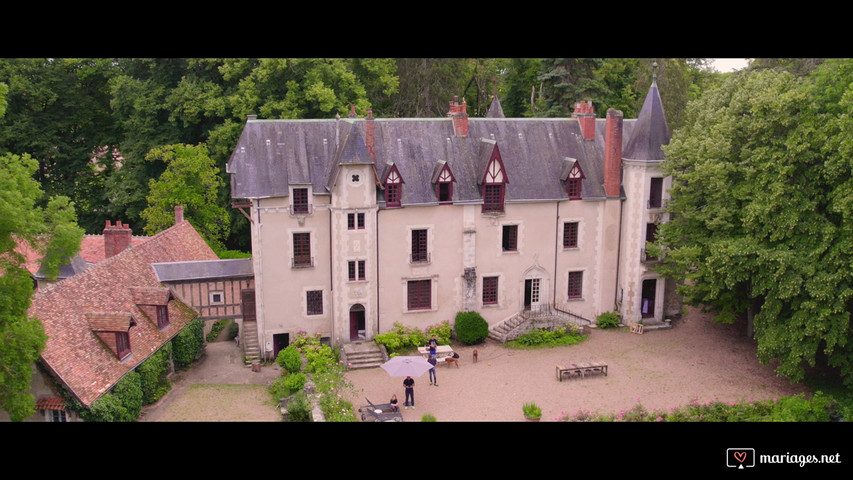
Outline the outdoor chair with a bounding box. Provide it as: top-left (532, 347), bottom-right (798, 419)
top-left (358, 398), bottom-right (403, 422)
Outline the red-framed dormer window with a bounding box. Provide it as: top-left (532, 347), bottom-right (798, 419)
top-left (156, 305), bottom-right (169, 329)
top-left (435, 163), bottom-right (455, 204)
top-left (481, 149), bottom-right (507, 213)
top-left (292, 187), bottom-right (309, 214)
top-left (384, 165), bottom-right (403, 208)
top-left (567, 163), bottom-right (584, 200)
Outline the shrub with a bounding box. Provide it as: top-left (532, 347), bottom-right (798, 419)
top-left (276, 345), bottom-right (302, 374)
top-left (206, 319), bottom-right (229, 342)
top-left (597, 311), bottom-right (620, 329)
top-left (172, 317), bottom-right (205, 370)
top-left (269, 376), bottom-right (293, 399)
top-left (286, 391), bottom-right (313, 422)
top-left (455, 311), bottom-right (489, 345)
top-left (82, 371), bottom-right (143, 422)
top-left (284, 372), bottom-right (307, 392)
top-left (522, 402), bottom-right (542, 419)
top-left (228, 321), bottom-right (239, 340)
top-left (509, 326), bottom-right (586, 348)
top-left (421, 413), bottom-right (437, 422)
top-left (136, 343), bottom-right (172, 404)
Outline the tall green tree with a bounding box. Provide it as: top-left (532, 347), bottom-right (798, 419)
top-left (655, 65), bottom-right (853, 385)
top-left (536, 58), bottom-right (605, 117)
top-left (140, 143), bottom-right (229, 253)
top-left (0, 58), bottom-right (120, 232)
top-left (1, 152), bottom-right (84, 421)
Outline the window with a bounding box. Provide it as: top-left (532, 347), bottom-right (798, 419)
top-left (50, 410), bottom-right (68, 422)
top-left (411, 229), bottom-right (428, 262)
top-left (348, 260), bottom-right (366, 281)
top-left (292, 188), bottom-right (309, 214)
top-left (502, 225), bottom-right (518, 252)
top-left (438, 182), bottom-right (452, 203)
top-left (306, 290), bottom-right (323, 315)
top-left (483, 184), bottom-right (504, 213)
top-left (209, 291), bottom-right (224, 305)
top-left (384, 166), bottom-right (403, 207)
top-left (644, 223), bottom-right (658, 261)
top-left (407, 280), bottom-right (431, 310)
top-left (566, 162), bottom-right (584, 200)
top-left (386, 183), bottom-right (400, 207)
top-left (563, 222), bottom-right (579, 248)
top-left (649, 177), bottom-right (663, 208)
top-left (116, 332), bottom-right (131, 360)
top-left (292, 232), bottom-right (312, 267)
top-left (482, 276), bottom-right (499, 305)
top-left (156, 305), bottom-right (169, 329)
top-left (347, 213), bottom-right (366, 230)
top-left (567, 271), bottom-right (583, 299)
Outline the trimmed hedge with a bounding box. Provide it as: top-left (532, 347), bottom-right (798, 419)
top-left (454, 311), bottom-right (489, 345)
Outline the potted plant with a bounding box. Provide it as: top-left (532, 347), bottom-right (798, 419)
top-left (523, 402), bottom-right (542, 422)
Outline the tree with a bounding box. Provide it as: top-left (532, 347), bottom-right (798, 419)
top-left (1, 152), bottom-right (84, 421)
top-left (140, 143), bottom-right (229, 252)
top-left (655, 65), bottom-right (853, 385)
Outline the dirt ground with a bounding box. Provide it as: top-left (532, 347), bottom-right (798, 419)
top-left (138, 307), bottom-right (809, 422)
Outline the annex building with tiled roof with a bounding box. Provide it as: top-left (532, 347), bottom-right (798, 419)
top-left (227, 79), bottom-right (680, 360)
top-left (1, 211), bottom-right (219, 421)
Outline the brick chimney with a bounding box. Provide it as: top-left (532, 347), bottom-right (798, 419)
top-left (448, 96), bottom-right (468, 137)
top-left (604, 108), bottom-right (624, 198)
top-left (365, 108), bottom-right (375, 162)
top-left (572, 101), bottom-right (596, 140)
top-left (174, 205), bottom-right (184, 224)
top-left (103, 220), bottom-right (132, 258)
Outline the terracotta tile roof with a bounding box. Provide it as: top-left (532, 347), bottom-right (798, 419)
top-left (36, 397), bottom-right (66, 411)
top-left (80, 234), bottom-right (149, 265)
top-left (29, 220), bottom-right (218, 407)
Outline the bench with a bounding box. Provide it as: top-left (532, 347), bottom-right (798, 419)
top-left (556, 361), bottom-right (608, 381)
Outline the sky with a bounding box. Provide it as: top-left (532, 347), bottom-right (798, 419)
top-left (710, 58), bottom-right (750, 73)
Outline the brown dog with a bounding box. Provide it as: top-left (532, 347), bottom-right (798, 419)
top-left (472, 349), bottom-right (478, 363)
top-left (444, 357), bottom-right (460, 368)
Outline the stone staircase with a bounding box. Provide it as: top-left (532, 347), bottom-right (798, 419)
top-left (240, 321), bottom-right (261, 365)
top-left (489, 304), bottom-right (592, 343)
top-left (340, 341), bottom-right (387, 370)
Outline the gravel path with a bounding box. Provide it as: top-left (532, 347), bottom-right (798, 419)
top-left (138, 307), bottom-right (809, 422)
top-left (345, 307), bottom-right (810, 422)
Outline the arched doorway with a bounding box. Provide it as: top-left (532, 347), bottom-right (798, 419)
top-left (349, 304), bottom-right (366, 341)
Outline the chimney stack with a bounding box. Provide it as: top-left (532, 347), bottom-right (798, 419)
top-left (572, 101), bottom-right (596, 140)
top-left (448, 96), bottom-right (468, 137)
top-left (103, 220), bottom-right (132, 258)
top-left (174, 205), bottom-right (184, 225)
top-left (365, 108), bottom-right (375, 162)
top-left (604, 108), bottom-right (624, 197)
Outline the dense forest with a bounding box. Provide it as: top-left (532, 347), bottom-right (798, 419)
top-left (0, 58), bottom-right (719, 253)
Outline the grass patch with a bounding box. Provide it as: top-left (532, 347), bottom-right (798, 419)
top-left (155, 384), bottom-right (281, 422)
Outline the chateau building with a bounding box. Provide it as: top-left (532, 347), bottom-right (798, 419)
top-left (227, 80), bottom-right (679, 360)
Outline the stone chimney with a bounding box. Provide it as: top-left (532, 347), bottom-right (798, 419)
top-left (448, 96), bottom-right (468, 137)
top-left (174, 205), bottom-right (184, 224)
top-left (572, 101), bottom-right (596, 140)
top-left (604, 108), bottom-right (624, 198)
top-left (365, 108), bottom-right (375, 162)
top-left (103, 220), bottom-right (132, 259)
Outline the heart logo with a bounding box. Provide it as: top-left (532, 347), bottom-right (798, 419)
top-left (734, 451), bottom-right (747, 463)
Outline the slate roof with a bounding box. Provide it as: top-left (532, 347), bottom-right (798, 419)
top-left (29, 220), bottom-right (218, 407)
top-left (227, 85), bottom-right (671, 206)
top-left (152, 258), bottom-right (254, 282)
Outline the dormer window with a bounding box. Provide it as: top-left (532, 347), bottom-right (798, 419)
top-left (481, 148), bottom-right (507, 213)
top-left (383, 164), bottom-right (403, 208)
top-left (86, 312), bottom-right (134, 360)
top-left (292, 187), bottom-right (310, 214)
top-left (116, 332), bottom-right (131, 359)
top-left (156, 305), bottom-right (169, 329)
top-left (566, 162), bottom-right (585, 200)
top-left (432, 161), bottom-right (456, 204)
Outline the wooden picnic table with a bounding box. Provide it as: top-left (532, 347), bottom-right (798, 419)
top-left (556, 361), bottom-right (608, 381)
top-left (417, 345), bottom-right (455, 359)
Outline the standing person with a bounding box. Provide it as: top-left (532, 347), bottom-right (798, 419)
top-left (428, 355), bottom-right (438, 386)
top-left (428, 334), bottom-right (438, 357)
top-left (403, 376), bottom-right (415, 409)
